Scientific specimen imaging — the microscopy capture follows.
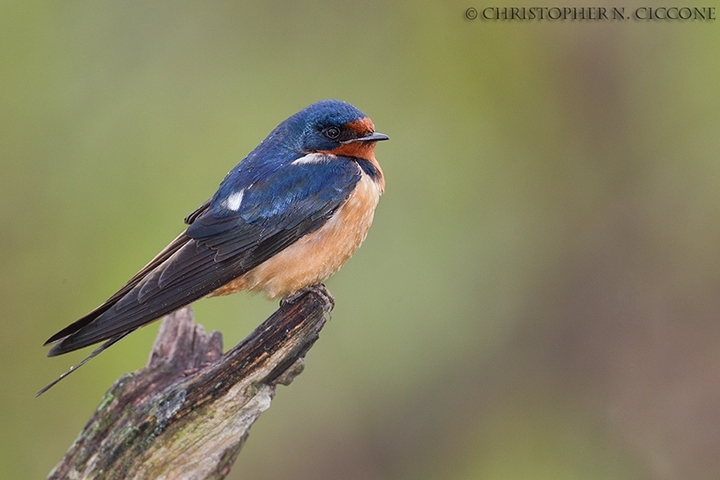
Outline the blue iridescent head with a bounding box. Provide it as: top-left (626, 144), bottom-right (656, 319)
top-left (277, 100), bottom-right (389, 155)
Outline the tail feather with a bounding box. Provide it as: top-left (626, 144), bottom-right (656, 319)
top-left (37, 332), bottom-right (132, 396)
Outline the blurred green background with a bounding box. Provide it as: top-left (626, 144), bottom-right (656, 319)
top-left (2, 1), bottom-right (720, 478)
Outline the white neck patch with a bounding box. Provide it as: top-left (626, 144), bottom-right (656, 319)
top-left (291, 153), bottom-right (332, 165)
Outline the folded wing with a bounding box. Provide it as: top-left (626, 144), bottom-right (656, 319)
top-left (45, 158), bottom-right (361, 356)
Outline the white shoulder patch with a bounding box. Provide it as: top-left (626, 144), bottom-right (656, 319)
top-left (291, 153), bottom-right (331, 165)
top-left (222, 190), bottom-right (244, 211)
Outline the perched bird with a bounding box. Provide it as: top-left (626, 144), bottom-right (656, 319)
top-left (39, 100), bottom-right (388, 394)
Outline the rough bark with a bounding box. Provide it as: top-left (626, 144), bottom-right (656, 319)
top-left (47, 286), bottom-right (334, 480)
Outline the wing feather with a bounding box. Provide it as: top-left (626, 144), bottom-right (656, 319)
top-left (43, 230), bottom-right (197, 345)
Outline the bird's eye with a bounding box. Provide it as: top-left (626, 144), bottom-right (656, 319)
top-left (323, 126), bottom-right (342, 140)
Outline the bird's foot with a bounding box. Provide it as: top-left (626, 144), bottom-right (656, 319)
top-left (281, 284), bottom-right (335, 313)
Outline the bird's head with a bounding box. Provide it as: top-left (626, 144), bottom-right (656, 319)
top-left (282, 100), bottom-right (389, 159)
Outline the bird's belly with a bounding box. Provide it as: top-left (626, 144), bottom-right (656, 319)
top-left (211, 174), bottom-right (382, 299)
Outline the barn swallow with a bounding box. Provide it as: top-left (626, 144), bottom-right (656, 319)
top-left (39, 100), bottom-right (387, 394)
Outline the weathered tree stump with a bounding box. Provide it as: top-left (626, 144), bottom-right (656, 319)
top-left (47, 286), bottom-right (334, 480)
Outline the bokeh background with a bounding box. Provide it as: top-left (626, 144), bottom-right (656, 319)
top-left (2, 1), bottom-right (720, 478)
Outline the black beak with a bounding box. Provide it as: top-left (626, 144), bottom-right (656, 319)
top-left (344, 132), bottom-right (390, 143)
